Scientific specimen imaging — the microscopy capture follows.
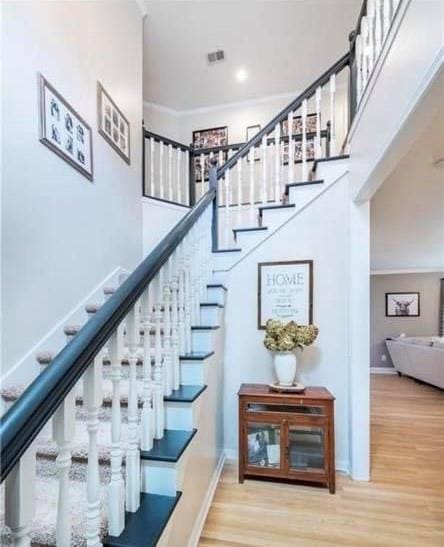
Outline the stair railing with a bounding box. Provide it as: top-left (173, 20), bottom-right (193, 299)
top-left (0, 186), bottom-right (216, 545)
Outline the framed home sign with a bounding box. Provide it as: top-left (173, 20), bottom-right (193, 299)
top-left (258, 260), bottom-right (313, 329)
top-left (39, 74), bottom-right (93, 181)
top-left (97, 82), bottom-right (130, 164)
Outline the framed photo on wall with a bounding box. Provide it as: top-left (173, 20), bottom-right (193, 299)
top-left (246, 124), bottom-right (261, 161)
top-left (192, 126), bottom-right (228, 150)
top-left (385, 292), bottom-right (420, 317)
top-left (258, 260), bottom-right (313, 329)
top-left (97, 82), bottom-right (130, 164)
top-left (39, 73), bottom-right (93, 181)
top-left (280, 113), bottom-right (318, 137)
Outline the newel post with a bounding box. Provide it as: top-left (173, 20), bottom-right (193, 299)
top-left (209, 157), bottom-right (219, 252)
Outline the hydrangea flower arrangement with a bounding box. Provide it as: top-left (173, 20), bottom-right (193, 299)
top-left (263, 319), bottom-right (319, 352)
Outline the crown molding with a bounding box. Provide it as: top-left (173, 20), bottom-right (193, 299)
top-left (136, 0), bottom-right (148, 17)
top-left (143, 90), bottom-right (302, 118)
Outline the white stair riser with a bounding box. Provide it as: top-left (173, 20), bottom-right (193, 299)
top-left (234, 230), bottom-right (266, 252)
top-left (165, 402), bottom-right (195, 431)
top-left (200, 306), bottom-right (221, 327)
top-left (288, 186), bottom-right (322, 208)
top-left (210, 271), bottom-right (228, 284)
top-left (315, 160), bottom-right (348, 181)
top-left (191, 330), bottom-right (214, 353)
top-left (141, 460), bottom-right (179, 497)
top-left (260, 208), bottom-right (294, 230)
top-left (180, 361), bottom-right (207, 386)
top-left (206, 286), bottom-right (226, 306)
top-left (212, 252), bottom-right (240, 271)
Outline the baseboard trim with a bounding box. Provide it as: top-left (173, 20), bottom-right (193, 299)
top-left (187, 450), bottom-right (226, 547)
top-left (224, 449), bottom-right (350, 474)
top-left (1, 266), bottom-right (127, 387)
top-left (370, 367), bottom-right (397, 375)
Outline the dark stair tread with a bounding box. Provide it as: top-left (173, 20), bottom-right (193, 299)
top-left (233, 226), bottom-right (268, 234)
top-left (311, 154), bottom-right (349, 171)
top-left (179, 351), bottom-right (214, 361)
top-left (200, 302), bottom-right (224, 308)
top-left (103, 491), bottom-right (182, 547)
top-left (258, 203), bottom-right (295, 215)
top-left (164, 384), bottom-right (207, 403)
top-left (141, 428), bottom-right (197, 462)
top-left (207, 283), bottom-right (228, 291)
top-left (284, 179), bottom-right (324, 193)
top-left (191, 325), bottom-right (220, 331)
top-left (213, 248), bottom-right (241, 253)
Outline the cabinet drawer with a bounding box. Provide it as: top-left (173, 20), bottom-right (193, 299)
top-left (245, 401), bottom-right (328, 416)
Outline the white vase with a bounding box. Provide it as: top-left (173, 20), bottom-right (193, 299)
top-left (273, 351), bottom-right (297, 386)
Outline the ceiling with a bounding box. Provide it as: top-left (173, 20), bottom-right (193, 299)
top-left (143, 0), bottom-right (362, 111)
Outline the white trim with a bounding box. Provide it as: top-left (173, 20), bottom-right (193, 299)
top-left (224, 449), bottom-right (349, 474)
top-left (143, 90), bottom-right (301, 118)
top-left (371, 267), bottom-right (444, 275)
top-left (0, 266), bottom-right (128, 387)
top-left (136, 0), bottom-right (148, 17)
top-left (348, 0), bottom-right (413, 141)
top-left (371, 367), bottom-right (397, 375)
top-left (187, 451), bottom-right (226, 547)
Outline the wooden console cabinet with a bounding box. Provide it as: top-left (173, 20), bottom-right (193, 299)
top-left (238, 384), bottom-right (335, 493)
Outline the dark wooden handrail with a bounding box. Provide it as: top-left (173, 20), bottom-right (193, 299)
top-left (216, 52), bottom-right (350, 178)
top-left (144, 129), bottom-right (190, 152)
top-left (0, 188), bottom-right (215, 482)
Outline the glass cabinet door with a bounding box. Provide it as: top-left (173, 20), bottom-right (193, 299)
top-left (287, 425), bottom-right (325, 473)
top-left (246, 422), bottom-right (281, 470)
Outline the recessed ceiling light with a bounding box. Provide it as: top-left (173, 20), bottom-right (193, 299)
top-left (235, 68), bottom-right (248, 82)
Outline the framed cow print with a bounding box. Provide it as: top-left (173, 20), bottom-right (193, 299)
top-left (385, 292), bottom-right (420, 317)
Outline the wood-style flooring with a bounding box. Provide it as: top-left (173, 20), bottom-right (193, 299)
top-left (199, 375), bottom-right (444, 546)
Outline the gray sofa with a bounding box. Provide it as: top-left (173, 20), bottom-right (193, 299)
top-left (385, 336), bottom-right (444, 389)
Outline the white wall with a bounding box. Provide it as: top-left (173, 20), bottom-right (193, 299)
top-left (142, 197), bottom-right (187, 255)
top-left (222, 174), bottom-right (352, 472)
top-left (370, 111), bottom-right (444, 272)
top-left (2, 1), bottom-right (143, 374)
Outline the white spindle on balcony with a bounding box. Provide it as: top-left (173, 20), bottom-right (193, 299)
top-left (150, 138), bottom-right (155, 197)
top-left (159, 141), bottom-right (164, 199)
top-left (274, 123), bottom-right (281, 202)
top-left (315, 86), bottom-right (322, 159)
top-left (329, 74), bottom-right (336, 156)
top-left (167, 144), bottom-right (173, 201)
top-left (249, 147), bottom-right (255, 223)
top-left (237, 156), bottom-right (243, 224)
top-left (302, 99), bottom-right (308, 180)
top-left (261, 136), bottom-right (267, 204)
top-left (177, 148), bottom-right (182, 204)
top-left (125, 304), bottom-right (141, 513)
top-left (223, 170), bottom-right (230, 247)
top-left (287, 111), bottom-right (295, 183)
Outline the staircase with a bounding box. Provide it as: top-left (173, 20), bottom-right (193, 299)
top-left (1, 0), bottom-right (403, 544)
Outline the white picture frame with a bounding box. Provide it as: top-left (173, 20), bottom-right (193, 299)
top-left (258, 260), bottom-right (313, 329)
top-left (97, 82), bottom-right (130, 164)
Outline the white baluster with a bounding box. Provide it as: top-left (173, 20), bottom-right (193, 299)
top-left (200, 153), bottom-right (205, 199)
top-left (237, 156), bottom-right (243, 225)
top-left (163, 262), bottom-right (173, 396)
top-left (84, 354), bottom-right (103, 547)
top-left (361, 17), bottom-right (369, 89)
top-left (170, 252), bottom-right (180, 390)
top-left (329, 74), bottom-right (336, 156)
top-left (141, 287), bottom-right (154, 452)
top-left (382, 0), bottom-right (391, 39)
top-left (224, 171), bottom-right (230, 247)
top-left (177, 148), bottom-right (182, 204)
top-left (159, 141), bottom-right (164, 199)
top-left (301, 100), bottom-right (308, 180)
top-left (184, 239), bottom-right (193, 354)
top-left (107, 329), bottom-right (125, 537)
top-left (53, 389), bottom-right (76, 546)
top-left (150, 138), bottom-right (155, 197)
top-left (153, 273), bottom-right (165, 439)
top-left (287, 112), bottom-right (294, 183)
top-left (261, 136), bottom-right (267, 204)
top-left (374, 0), bottom-right (383, 59)
top-left (367, 0), bottom-right (376, 74)
top-left (356, 35), bottom-right (363, 102)
top-left (167, 145), bottom-right (173, 201)
top-left (315, 86), bottom-right (322, 159)
top-left (274, 123), bottom-right (281, 202)
top-left (249, 147), bottom-right (255, 223)
top-left (125, 305), bottom-right (140, 513)
top-left (5, 448), bottom-right (35, 547)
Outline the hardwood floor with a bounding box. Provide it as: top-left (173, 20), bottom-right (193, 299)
top-left (199, 375), bottom-right (444, 546)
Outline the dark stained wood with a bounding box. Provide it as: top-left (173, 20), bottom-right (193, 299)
top-left (238, 383), bottom-right (335, 494)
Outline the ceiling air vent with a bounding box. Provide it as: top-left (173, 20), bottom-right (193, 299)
top-left (207, 50), bottom-right (225, 65)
